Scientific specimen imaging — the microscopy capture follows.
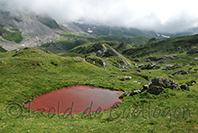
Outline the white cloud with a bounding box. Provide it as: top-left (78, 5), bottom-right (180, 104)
top-left (1, 0), bottom-right (198, 33)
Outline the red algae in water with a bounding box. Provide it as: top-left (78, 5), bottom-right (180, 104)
top-left (24, 85), bottom-right (123, 114)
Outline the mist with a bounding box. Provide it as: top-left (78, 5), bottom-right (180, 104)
top-left (1, 0), bottom-right (198, 33)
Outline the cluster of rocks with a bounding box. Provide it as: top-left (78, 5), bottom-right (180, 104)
top-left (145, 77), bottom-right (186, 95)
top-left (85, 57), bottom-right (106, 68)
top-left (162, 64), bottom-right (181, 70)
top-left (138, 63), bottom-right (160, 70)
top-left (145, 56), bottom-right (176, 62)
top-left (115, 59), bottom-right (132, 69)
top-left (172, 70), bottom-right (188, 75)
top-left (96, 44), bottom-right (107, 56)
top-left (121, 77), bottom-right (191, 97)
top-left (96, 44), bottom-right (119, 57)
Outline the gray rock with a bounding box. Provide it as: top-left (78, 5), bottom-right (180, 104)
top-left (190, 62), bottom-right (197, 66)
top-left (172, 70), bottom-right (188, 75)
top-left (142, 85), bottom-right (149, 91)
top-left (147, 85), bottom-right (164, 95)
top-left (108, 47), bottom-right (119, 56)
top-left (122, 69), bottom-right (128, 72)
top-left (194, 58), bottom-right (198, 61)
top-left (180, 84), bottom-right (190, 91)
top-left (132, 90), bottom-right (141, 95)
top-left (134, 59), bottom-right (141, 63)
top-left (162, 64), bottom-right (181, 70)
top-left (124, 76), bottom-right (132, 80)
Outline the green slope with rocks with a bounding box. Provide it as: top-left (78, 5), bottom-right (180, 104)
top-left (0, 34), bottom-right (198, 132)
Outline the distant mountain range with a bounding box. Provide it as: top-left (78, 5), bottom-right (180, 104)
top-left (0, 10), bottom-right (198, 51)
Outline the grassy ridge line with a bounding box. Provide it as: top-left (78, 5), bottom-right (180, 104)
top-left (41, 32), bottom-right (150, 52)
top-left (123, 34), bottom-right (198, 58)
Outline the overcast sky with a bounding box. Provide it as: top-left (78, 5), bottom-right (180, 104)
top-left (1, 0), bottom-right (198, 33)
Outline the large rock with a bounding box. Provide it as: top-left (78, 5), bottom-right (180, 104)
top-left (134, 59), bottom-right (141, 63)
top-left (117, 59), bottom-right (132, 69)
top-left (96, 44), bottom-right (107, 56)
top-left (180, 84), bottom-right (190, 91)
top-left (108, 47), bottom-right (119, 56)
top-left (147, 85), bottom-right (164, 95)
top-left (138, 63), bottom-right (156, 69)
top-left (146, 77), bottom-right (181, 94)
top-left (172, 70), bottom-right (188, 75)
top-left (186, 46), bottom-right (198, 54)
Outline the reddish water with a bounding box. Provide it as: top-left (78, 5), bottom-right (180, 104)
top-left (24, 85), bottom-right (123, 114)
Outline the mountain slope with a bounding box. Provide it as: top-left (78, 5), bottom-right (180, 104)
top-left (123, 34), bottom-right (198, 58)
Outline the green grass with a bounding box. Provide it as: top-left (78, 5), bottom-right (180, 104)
top-left (41, 32), bottom-right (150, 52)
top-left (0, 46), bottom-right (6, 52)
top-left (123, 34), bottom-right (198, 58)
top-left (0, 28), bottom-right (23, 43)
top-left (0, 41), bottom-right (198, 132)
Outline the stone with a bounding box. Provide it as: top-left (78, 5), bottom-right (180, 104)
top-left (142, 85), bottom-right (149, 91)
top-left (122, 69), bottom-right (128, 72)
top-left (147, 85), bottom-right (164, 95)
top-left (134, 59), bottom-right (141, 63)
top-left (172, 70), bottom-right (188, 75)
top-left (131, 90), bottom-right (141, 95)
top-left (190, 62), bottom-right (197, 66)
top-left (162, 64), bottom-right (181, 70)
top-left (180, 84), bottom-right (190, 91)
top-left (124, 76), bottom-right (132, 80)
top-left (194, 58), bottom-right (198, 61)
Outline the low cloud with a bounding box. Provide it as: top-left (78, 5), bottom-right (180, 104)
top-left (1, 0), bottom-right (198, 33)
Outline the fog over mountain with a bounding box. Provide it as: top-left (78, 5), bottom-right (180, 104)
top-left (1, 0), bottom-right (198, 33)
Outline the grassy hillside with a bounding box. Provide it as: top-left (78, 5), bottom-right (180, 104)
top-left (40, 32), bottom-right (150, 52)
top-left (0, 43), bottom-right (198, 132)
top-left (0, 28), bottom-right (23, 43)
top-left (123, 34), bottom-right (198, 58)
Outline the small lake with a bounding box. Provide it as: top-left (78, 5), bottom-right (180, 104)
top-left (24, 85), bottom-right (123, 114)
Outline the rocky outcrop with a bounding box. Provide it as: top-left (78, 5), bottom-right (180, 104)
top-left (145, 56), bottom-right (175, 62)
top-left (145, 77), bottom-right (181, 95)
top-left (85, 56), bottom-right (106, 68)
top-left (96, 44), bottom-right (107, 56)
top-left (162, 64), bottom-right (181, 70)
top-left (138, 63), bottom-right (160, 70)
top-left (116, 59), bottom-right (132, 69)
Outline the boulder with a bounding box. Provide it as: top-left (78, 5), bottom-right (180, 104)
top-left (194, 58), bottom-right (198, 61)
top-left (180, 84), bottom-right (190, 91)
top-left (124, 76), bottom-right (132, 80)
top-left (108, 47), bottom-right (119, 56)
top-left (147, 85), bottom-right (164, 95)
top-left (172, 70), bottom-right (188, 75)
top-left (149, 77), bottom-right (180, 90)
top-left (138, 63), bottom-right (156, 69)
top-left (134, 59), bottom-right (141, 63)
top-left (190, 62), bottom-right (197, 66)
